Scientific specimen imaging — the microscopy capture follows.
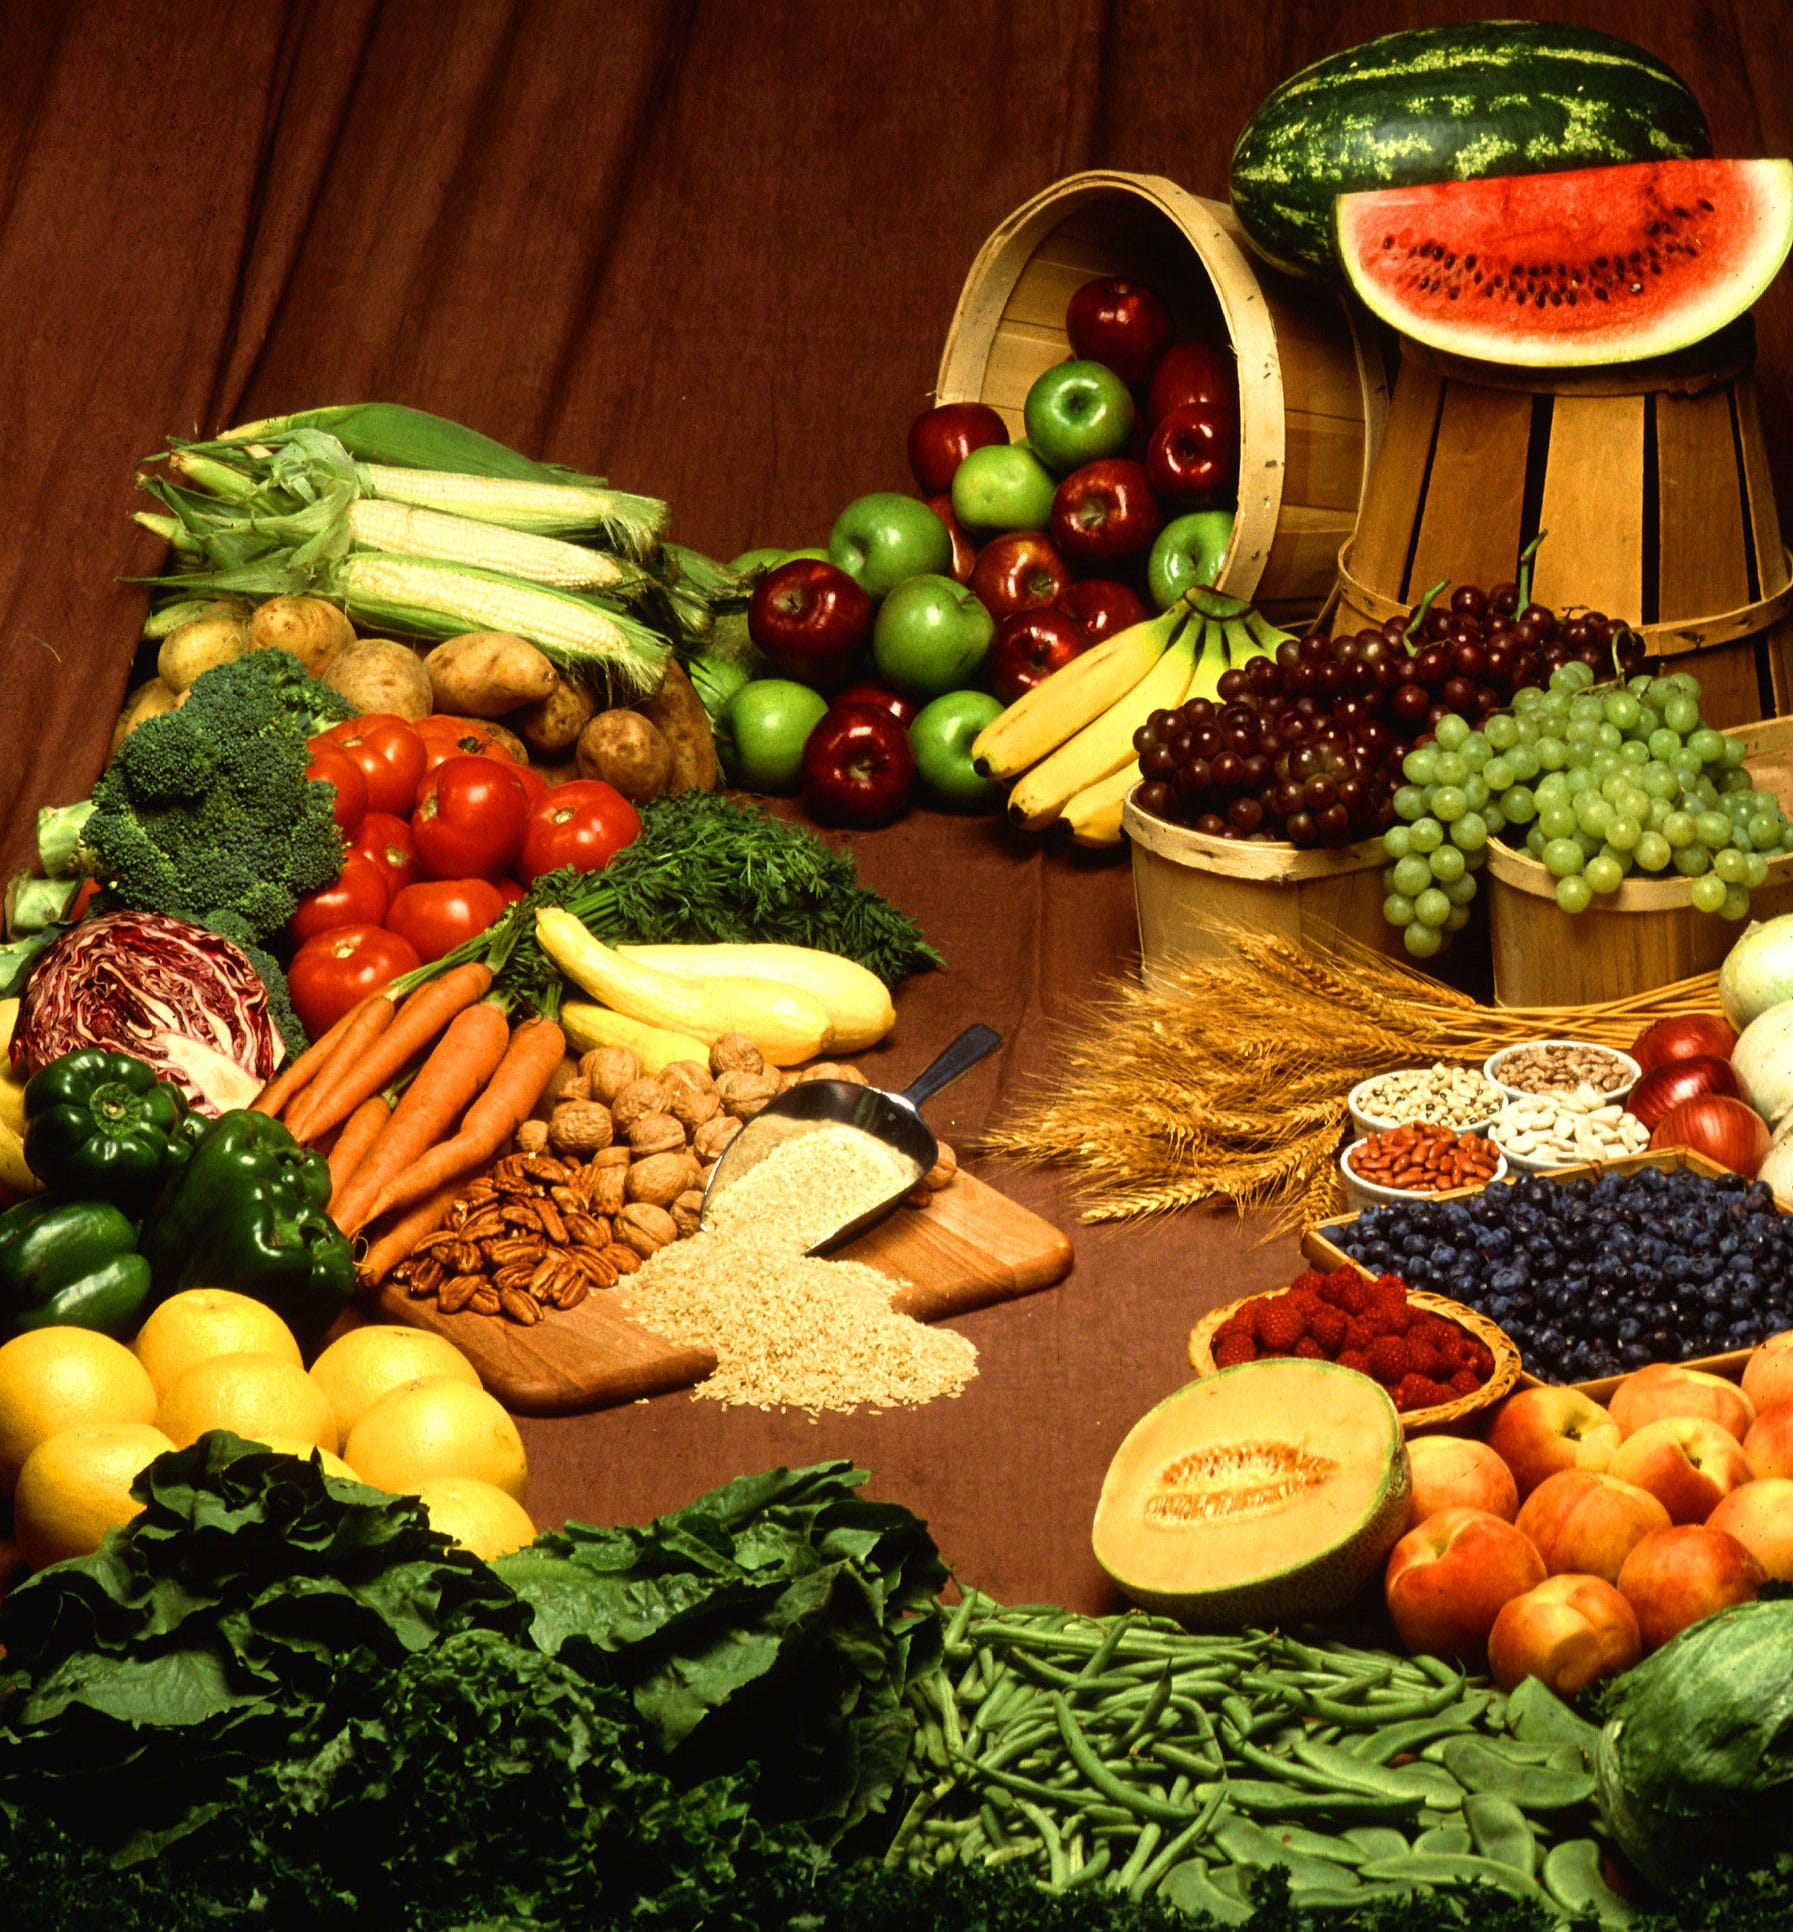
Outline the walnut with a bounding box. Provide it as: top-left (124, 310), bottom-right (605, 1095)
top-left (667, 1080), bottom-right (720, 1132)
top-left (626, 1109), bottom-right (688, 1158)
top-left (670, 1189), bottom-right (706, 1238)
top-left (625, 1149), bottom-right (703, 1207)
top-left (584, 1152), bottom-right (629, 1217)
top-left (716, 1068), bottom-right (781, 1121)
top-left (660, 1058), bottom-right (716, 1097)
top-left (692, 1113), bottom-right (741, 1163)
top-left (795, 1061), bottom-right (868, 1086)
top-left (610, 1076), bottom-right (671, 1131)
top-left (709, 1032), bottom-right (764, 1078)
top-left (580, 1045), bottom-right (641, 1105)
top-left (514, 1119), bottom-right (550, 1155)
top-left (922, 1141), bottom-right (958, 1190)
top-left (556, 1073), bottom-right (593, 1104)
top-left (616, 1201), bottom-right (680, 1257)
top-left (548, 1101), bottom-right (614, 1156)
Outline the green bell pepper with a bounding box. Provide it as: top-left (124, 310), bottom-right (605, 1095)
top-left (22, 1048), bottom-right (206, 1217)
top-left (0, 1196), bottom-right (152, 1340)
top-left (140, 1110), bottom-right (353, 1350)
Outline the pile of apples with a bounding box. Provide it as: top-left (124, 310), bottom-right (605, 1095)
top-left (722, 276), bottom-right (1240, 828)
top-left (1383, 1337), bottom-right (1793, 1694)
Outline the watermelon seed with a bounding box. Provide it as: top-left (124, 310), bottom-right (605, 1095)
top-left (1699, 197), bottom-right (1714, 212)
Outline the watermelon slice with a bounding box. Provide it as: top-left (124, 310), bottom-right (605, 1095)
top-left (1336, 158), bottom-right (1793, 367)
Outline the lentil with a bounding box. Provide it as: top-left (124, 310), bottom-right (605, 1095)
top-left (1354, 1065), bottom-right (1502, 1131)
top-left (1490, 1042), bottom-right (1632, 1097)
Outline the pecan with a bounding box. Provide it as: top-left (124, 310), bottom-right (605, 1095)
top-left (459, 1178), bottom-right (501, 1207)
top-left (564, 1210), bottom-right (611, 1248)
top-left (528, 1254), bottom-right (562, 1296)
top-left (412, 1230), bottom-right (467, 1257)
top-left (404, 1271), bottom-right (438, 1300)
top-left (438, 1274), bottom-right (486, 1314)
top-left (437, 1238), bottom-right (485, 1273)
top-left (520, 1153), bottom-right (574, 1186)
top-left (494, 1260), bottom-right (541, 1293)
top-left (570, 1248), bottom-right (620, 1290)
top-left (498, 1287), bottom-right (543, 1325)
top-left (493, 1154), bottom-right (532, 1189)
top-left (550, 1183), bottom-right (583, 1212)
top-left (469, 1286), bottom-right (502, 1317)
top-left (408, 1257), bottom-right (447, 1294)
top-left (602, 1242), bottom-right (642, 1276)
top-left (627, 1110), bottom-right (688, 1158)
top-left (500, 1200), bottom-right (545, 1233)
top-left (534, 1196), bottom-right (569, 1246)
top-left (549, 1274), bottom-right (589, 1311)
top-left (486, 1237), bottom-right (544, 1267)
top-left (461, 1208), bottom-right (508, 1242)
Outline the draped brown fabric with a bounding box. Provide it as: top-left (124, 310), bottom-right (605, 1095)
top-left (2, 0), bottom-right (1789, 1607)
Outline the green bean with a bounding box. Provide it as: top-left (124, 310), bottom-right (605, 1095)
top-left (943, 1589), bottom-right (979, 1652)
top-left (984, 1838), bottom-right (1045, 1870)
top-left (978, 1800), bottom-right (1009, 1849)
top-left (1257, 1676), bottom-right (1471, 1728)
top-left (1347, 1703), bottom-right (1492, 1764)
top-left (1015, 1800), bottom-right (1068, 1889)
top-left (1437, 1735), bottom-right (1595, 1808)
top-left (882, 1775), bottom-right (955, 1867)
top-left (1132, 1786), bottom-right (1234, 1899)
top-left (1118, 1661), bottom-right (1174, 1746)
top-left (1054, 1694), bottom-right (1199, 1825)
top-left (931, 1670), bottom-right (964, 1757)
top-left (1219, 1724), bottom-right (1361, 1793)
top-left (968, 1667), bottom-right (1028, 1743)
top-left (1463, 1790), bottom-right (1541, 1880)
top-left (1060, 1843), bottom-right (1114, 1891)
top-left (1542, 1837), bottom-right (1639, 1928)
top-left (1357, 1849), bottom-right (1555, 1906)
top-left (1158, 1856), bottom-right (1256, 1925)
top-left (1411, 1652), bottom-right (1471, 1689)
top-left (1112, 1817), bottom-right (1163, 1893)
top-left (1072, 1614), bottom-right (1134, 1685)
top-left (981, 1714), bottom-right (1058, 1771)
top-left (1145, 1739), bottom-right (1226, 1781)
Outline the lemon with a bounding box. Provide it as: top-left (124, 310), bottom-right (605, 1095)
top-left (156, 1351), bottom-right (339, 1454)
top-left (246, 1434), bottom-right (362, 1483)
top-left (131, 1288), bottom-right (302, 1398)
top-left (13, 1422), bottom-right (175, 1568)
top-left (0, 1327), bottom-right (159, 1493)
top-left (308, 1324), bottom-right (482, 1443)
top-left (343, 1377), bottom-right (528, 1503)
top-left (417, 1476), bottom-right (537, 1560)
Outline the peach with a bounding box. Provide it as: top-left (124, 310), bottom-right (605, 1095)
top-left (1741, 1330), bottom-right (1793, 1415)
top-left (1484, 1386), bottom-right (1621, 1498)
top-left (1514, 1468), bottom-right (1672, 1585)
top-left (1486, 1572), bottom-right (1642, 1695)
top-left (1608, 1414), bottom-right (1754, 1525)
top-left (1405, 1435), bottom-right (1519, 1529)
top-left (1742, 1401), bottom-right (1793, 1482)
top-left (1608, 1362), bottom-right (1755, 1443)
top-left (1384, 1505), bottom-right (1547, 1664)
top-left (1706, 1478), bottom-right (1793, 1582)
top-left (1616, 1523), bottom-right (1763, 1653)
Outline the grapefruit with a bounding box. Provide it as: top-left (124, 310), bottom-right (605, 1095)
top-left (0, 1327), bottom-right (158, 1493)
top-left (343, 1377), bottom-right (527, 1503)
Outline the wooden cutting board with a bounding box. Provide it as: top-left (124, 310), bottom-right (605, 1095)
top-left (367, 1170), bottom-right (1073, 1415)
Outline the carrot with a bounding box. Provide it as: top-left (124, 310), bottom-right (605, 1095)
top-left (288, 961), bottom-right (493, 1145)
top-left (327, 1093), bottom-right (392, 1209)
top-left (356, 1176), bottom-right (468, 1287)
top-left (366, 1015), bottom-right (567, 1223)
top-left (252, 992), bottom-right (389, 1120)
top-left (328, 999), bottom-right (513, 1235)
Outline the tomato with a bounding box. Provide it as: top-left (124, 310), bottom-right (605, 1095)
top-left (411, 755), bottom-right (531, 879)
top-left (304, 740), bottom-right (369, 836)
top-left (350, 811), bottom-right (420, 896)
top-left (384, 877), bottom-right (507, 964)
top-left (288, 925), bottom-right (421, 1037)
top-left (287, 853), bottom-right (391, 946)
top-left (492, 877), bottom-right (525, 906)
top-left (517, 780), bottom-right (641, 885)
top-left (322, 714), bottom-right (428, 816)
top-left (414, 714), bottom-right (523, 777)
top-left (511, 762), bottom-right (550, 810)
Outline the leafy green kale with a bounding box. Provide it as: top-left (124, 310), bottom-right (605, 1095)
top-left (80, 650), bottom-right (351, 944)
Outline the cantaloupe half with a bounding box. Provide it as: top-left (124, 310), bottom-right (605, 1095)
top-left (1092, 1359), bottom-right (1411, 1626)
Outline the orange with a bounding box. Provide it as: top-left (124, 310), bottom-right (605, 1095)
top-left (13, 1423), bottom-right (175, 1568)
top-left (307, 1325), bottom-right (481, 1443)
top-left (156, 1351), bottom-right (338, 1454)
top-left (417, 1476), bottom-right (537, 1560)
top-left (131, 1288), bottom-right (301, 1398)
top-left (0, 1327), bottom-right (158, 1494)
top-left (343, 1377), bottom-right (527, 1502)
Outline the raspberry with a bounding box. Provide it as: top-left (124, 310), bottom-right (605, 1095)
top-left (1284, 1284), bottom-right (1324, 1320)
top-left (1469, 1343), bottom-right (1495, 1376)
top-left (1293, 1336), bottom-right (1326, 1360)
top-left (1292, 1270), bottom-right (1329, 1296)
top-left (1343, 1313), bottom-right (1385, 1352)
top-left (1377, 1301), bottom-right (1417, 1336)
top-left (1393, 1374), bottom-right (1451, 1412)
top-left (1405, 1341), bottom-right (1445, 1382)
top-left (1448, 1368), bottom-right (1482, 1396)
top-left (1333, 1275), bottom-right (1376, 1316)
top-left (1256, 1299), bottom-right (1308, 1352)
top-left (1364, 1334), bottom-right (1416, 1386)
top-left (1308, 1304), bottom-right (1348, 1353)
top-left (1212, 1332), bottom-right (1258, 1368)
top-left (1336, 1349), bottom-right (1371, 1376)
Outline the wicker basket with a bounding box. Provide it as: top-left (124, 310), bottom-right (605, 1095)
top-left (1187, 1284), bottom-right (1520, 1437)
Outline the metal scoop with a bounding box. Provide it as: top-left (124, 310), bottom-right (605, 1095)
top-left (699, 1022), bottom-right (1002, 1254)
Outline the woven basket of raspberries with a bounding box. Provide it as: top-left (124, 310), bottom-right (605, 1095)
top-left (1187, 1266), bottom-right (1521, 1434)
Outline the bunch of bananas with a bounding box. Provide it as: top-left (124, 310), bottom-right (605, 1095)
top-left (968, 586), bottom-right (1296, 845)
top-left (0, 1000), bottom-right (41, 1197)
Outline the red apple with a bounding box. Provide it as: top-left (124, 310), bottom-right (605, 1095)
top-left (1148, 337), bottom-right (1238, 426)
top-left (1742, 1400), bottom-right (1793, 1480)
top-left (907, 401), bottom-right (1009, 495)
top-left (1514, 1468), bottom-right (1672, 1584)
top-left (798, 704), bottom-right (917, 829)
top-left (1608, 1362), bottom-right (1755, 1443)
top-left (1064, 277), bottom-right (1174, 388)
top-left (1486, 1573), bottom-right (1642, 1695)
top-left (967, 531), bottom-right (1073, 620)
top-left (747, 558), bottom-right (874, 692)
top-left (1383, 1506), bottom-right (1547, 1664)
top-left (1048, 458), bottom-right (1164, 571)
top-left (1485, 1386), bottom-right (1622, 1498)
top-left (1608, 1414), bottom-right (1754, 1525)
top-left (1706, 1478), bottom-right (1793, 1581)
top-left (924, 493), bottom-right (978, 583)
top-left (1056, 577), bottom-right (1150, 642)
top-left (1146, 401), bottom-right (1240, 509)
top-left (1616, 1523), bottom-right (1763, 1652)
top-left (1742, 1331), bottom-right (1793, 1413)
top-left (831, 680), bottom-right (917, 730)
top-left (984, 608), bottom-right (1092, 704)
top-left (1404, 1435), bottom-right (1518, 1529)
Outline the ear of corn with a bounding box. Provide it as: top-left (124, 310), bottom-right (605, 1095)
top-left (357, 464), bottom-right (667, 557)
top-left (342, 499), bottom-right (649, 593)
top-left (215, 403), bottom-right (568, 483)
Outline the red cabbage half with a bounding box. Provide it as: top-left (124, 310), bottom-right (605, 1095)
top-left (14, 911), bottom-right (279, 1115)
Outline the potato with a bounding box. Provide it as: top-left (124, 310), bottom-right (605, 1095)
top-left (321, 639), bottom-right (433, 720)
top-left (248, 595), bottom-right (356, 676)
top-left (109, 677), bottom-right (184, 758)
top-left (157, 605), bottom-right (250, 692)
top-left (512, 673), bottom-right (598, 755)
top-left (637, 659), bottom-right (720, 793)
top-left (424, 632), bottom-right (557, 717)
top-left (480, 718), bottom-right (530, 764)
top-left (577, 709), bottom-right (672, 802)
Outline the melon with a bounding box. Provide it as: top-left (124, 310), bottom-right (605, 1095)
top-left (1091, 1359), bottom-right (1411, 1626)
top-left (1336, 158), bottom-right (1793, 369)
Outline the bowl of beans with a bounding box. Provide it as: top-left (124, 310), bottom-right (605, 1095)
top-left (1340, 1121), bottom-right (1507, 1213)
top-left (1347, 1065), bottom-right (1505, 1139)
top-left (1489, 1090), bottom-right (1653, 1175)
top-left (1483, 1039), bottom-right (1640, 1108)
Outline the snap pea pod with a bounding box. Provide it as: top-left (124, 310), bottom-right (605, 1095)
top-left (1348, 1702), bottom-right (1493, 1763)
top-left (1504, 1675), bottom-right (1602, 1758)
top-left (1214, 1814), bottom-right (1363, 1893)
top-left (1543, 1837), bottom-right (1638, 1927)
top-left (1463, 1791), bottom-right (1542, 1881)
top-left (1437, 1734), bottom-right (1596, 1808)
top-left (1193, 1778), bottom-right (1426, 1822)
top-left (1288, 1735), bottom-right (1449, 1805)
top-left (1159, 1857), bottom-right (1256, 1925)
top-left (1242, 1820), bottom-right (1374, 1868)
top-left (1357, 1849), bottom-right (1556, 1907)
top-left (1384, 1757), bottom-right (1470, 1811)
top-left (1343, 1824), bottom-right (1413, 1860)
top-left (1414, 1824), bottom-right (1475, 1856)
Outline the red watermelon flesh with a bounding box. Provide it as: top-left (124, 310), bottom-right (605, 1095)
top-left (1336, 158), bottom-right (1793, 367)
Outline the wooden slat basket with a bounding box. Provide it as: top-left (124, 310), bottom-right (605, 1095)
top-left (935, 170), bottom-right (1389, 629)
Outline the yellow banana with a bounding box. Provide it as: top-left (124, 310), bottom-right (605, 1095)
top-left (1183, 620), bottom-right (1231, 702)
top-left (970, 598), bottom-right (1187, 781)
top-left (1006, 618), bottom-right (1199, 831)
top-left (1061, 759), bottom-right (1141, 847)
top-left (0, 1000), bottom-right (25, 1139)
top-left (0, 1121), bottom-right (41, 1196)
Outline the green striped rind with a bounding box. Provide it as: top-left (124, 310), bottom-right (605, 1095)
top-left (1229, 22), bottom-right (1712, 278)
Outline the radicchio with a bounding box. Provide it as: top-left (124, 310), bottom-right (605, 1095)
top-left (14, 911), bottom-right (279, 1115)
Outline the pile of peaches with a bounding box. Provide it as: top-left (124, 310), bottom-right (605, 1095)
top-left (1382, 1333), bottom-right (1793, 1695)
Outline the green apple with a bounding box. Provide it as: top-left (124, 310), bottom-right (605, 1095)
top-left (777, 546), bottom-right (831, 564)
top-left (910, 690), bottom-right (1006, 810)
top-left (728, 546), bottom-right (787, 574)
top-left (951, 443), bottom-right (1057, 534)
top-left (871, 573), bottom-right (995, 698)
top-left (1147, 510), bottom-right (1235, 608)
top-left (717, 678), bottom-right (829, 793)
top-left (828, 494), bottom-right (952, 600)
top-left (1023, 359), bottom-right (1135, 474)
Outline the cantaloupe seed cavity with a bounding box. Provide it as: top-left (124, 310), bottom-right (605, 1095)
top-left (1145, 1442), bottom-right (1339, 1525)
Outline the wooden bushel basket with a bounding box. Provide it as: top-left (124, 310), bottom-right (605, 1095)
top-left (935, 171), bottom-right (1389, 629)
top-left (1334, 326), bottom-right (1793, 727)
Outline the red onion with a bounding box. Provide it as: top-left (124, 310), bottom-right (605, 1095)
top-left (1650, 1093), bottom-right (1773, 1178)
top-left (1626, 1056), bottom-right (1742, 1131)
top-left (1629, 1012), bottom-right (1739, 1075)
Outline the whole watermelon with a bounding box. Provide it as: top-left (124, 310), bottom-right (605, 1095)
top-left (1229, 22), bottom-right (1712, 279)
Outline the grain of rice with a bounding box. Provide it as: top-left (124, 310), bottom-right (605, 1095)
top-left (702, 1122), bottom-right (920, 1252)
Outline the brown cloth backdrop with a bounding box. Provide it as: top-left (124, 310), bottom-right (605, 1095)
top-left (2, 0), bottom-right (1791, 1608)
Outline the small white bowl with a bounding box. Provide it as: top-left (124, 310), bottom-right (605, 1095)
top-left (1482, 1039), bottom-right (1641, 1110)
top-left (1339, 1137), bottom-right (1508, 1215)
top-left (1346, 1070), bottom-right (1503, 1141)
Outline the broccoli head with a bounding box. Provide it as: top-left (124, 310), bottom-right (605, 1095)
top-left (84, 649), bottom-right (352, 945)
